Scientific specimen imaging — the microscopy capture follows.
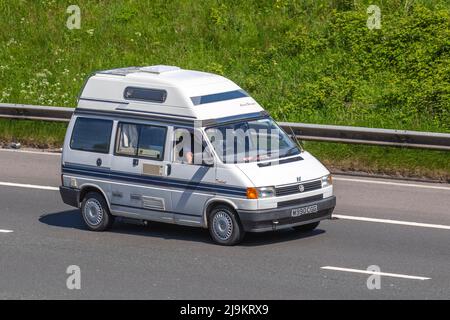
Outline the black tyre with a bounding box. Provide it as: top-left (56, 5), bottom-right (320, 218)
top-left (208, 205), bottom-right (245, 246)
top-left (81, 192), bottom-right (114, 231)
top-left (292, 221), bottom-right (320, 232)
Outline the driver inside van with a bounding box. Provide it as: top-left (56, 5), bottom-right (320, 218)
top-left (175, 133), bottom-right (194, 164)
top-left (175, 128), bottom-right (210, 165)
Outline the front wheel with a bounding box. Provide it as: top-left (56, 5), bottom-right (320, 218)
top-left (208, 205), bottom-right (245, 246)
top-left (292, 221), bottom-right (320, 232)
top-left (81, 192), bottom-right (114, 231)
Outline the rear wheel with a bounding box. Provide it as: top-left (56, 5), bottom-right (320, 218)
top-left (81, 192), bottom-right (114, 231)
top-left (208, 205), bottom-right (245, 246)
top-left (292, 221), bottom-right (320, 232)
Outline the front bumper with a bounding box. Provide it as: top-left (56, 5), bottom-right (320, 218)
top-left (59, 186), bottom-right (80, 208)
top-left (237, 195), bottom-right (336, 232)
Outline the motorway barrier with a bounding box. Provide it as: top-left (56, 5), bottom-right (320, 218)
top-left (1, 103), bottom-right (449, 151)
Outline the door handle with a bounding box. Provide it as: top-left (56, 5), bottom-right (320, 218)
top-left (96, 158), bottom-right (102, 167)
top-left (133, 159), bottom-right (139, 167)
top-left (166, 164), bottom-right (171, 176)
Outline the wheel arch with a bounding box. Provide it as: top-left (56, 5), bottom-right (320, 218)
top-left (202, 198), bottom-right (238, 228)
top-left (79, 183), bottom-right (111, 209)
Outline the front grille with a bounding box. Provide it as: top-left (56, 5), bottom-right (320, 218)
top-left (275, 180), bottom-right (322, 197)
top-left (277, 194), bottom-right (323, 208)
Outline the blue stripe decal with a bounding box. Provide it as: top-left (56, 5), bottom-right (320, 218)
top-left (64, 162), bottom-right (111, 172)
top-left (191, 90), bottom-right (248, 106)
top-left (62, 164), bottom-right (247, 197)
top-left (63, 163), bottom-right (244, 192)
top-left (63, 167), bottom-right (243, 194)
top-left (111, 203), bottom-right (201, 218)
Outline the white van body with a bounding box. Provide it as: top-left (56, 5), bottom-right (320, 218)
top-left (60, 65), bottom-right (335, 245)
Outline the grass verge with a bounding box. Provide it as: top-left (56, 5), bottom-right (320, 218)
top-left (305, 141), bottom-right (450, 182)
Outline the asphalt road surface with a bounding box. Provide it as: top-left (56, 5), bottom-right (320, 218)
top-left (0, 148), bottom-right (449, 299)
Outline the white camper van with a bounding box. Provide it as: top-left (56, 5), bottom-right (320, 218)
top-left (59, 65), bottom-right (335, 245)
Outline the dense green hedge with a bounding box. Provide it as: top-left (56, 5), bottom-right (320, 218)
top-left (0, 0), bottom-right (448, 131)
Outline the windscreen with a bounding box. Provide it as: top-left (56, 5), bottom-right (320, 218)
top-left (205, 117), bottom-right (300, 164)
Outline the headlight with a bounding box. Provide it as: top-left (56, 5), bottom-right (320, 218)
top-left (246, 186), bottom-right (276, 199)
top-left (257, 186), bottom-right (276, 198)
top-left (321, 174), bottom-right (332, 188)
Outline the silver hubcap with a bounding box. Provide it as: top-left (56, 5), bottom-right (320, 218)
top-left (212, 211), bottom-right (233, 241)
top-left (84, 199), bottom-right (104, 226)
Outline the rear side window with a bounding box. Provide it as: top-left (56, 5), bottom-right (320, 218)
top-left (116, 123), bottom-right (167, 160)
top-left (124, 87), bottom-right (167, 103)
top-left (138, 125), bottom-right (166, 159)
top-left (70, 118), bottom-right (113, 153)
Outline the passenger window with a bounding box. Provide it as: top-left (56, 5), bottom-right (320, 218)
top-left (138, 125), bottom-right (166, 159)
top-left (173, 128), bottom-right (209, 165)
top-left (70, 117), bottom-right (113, 153)
top-left (115, 123), bottom-right (166, 160)
top-left (174, 129), bottom-right (194, 164)
top-left (116, 123), bottom-right (139, 156)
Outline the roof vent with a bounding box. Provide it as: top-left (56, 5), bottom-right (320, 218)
top-left (140, 65), bottom-right (181, 74)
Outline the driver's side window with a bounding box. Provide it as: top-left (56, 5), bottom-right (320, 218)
top-left (173, 128), bottom-right (193, 164)
top-left (173, 128), bottom-right (211, 165)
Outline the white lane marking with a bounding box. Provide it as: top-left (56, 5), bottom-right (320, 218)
top-left (0, 229), bottom-right (13, 233)
top-left (0, 181), bottom-right (58, 191)
top-left (334, 177), bottom-right (450, 191)
top-left (0, 148), bottom-right (61, 156)
top-left (321, 266), bottom-right (431, 280)
top-left (334, 214), bottom-right (450, 230)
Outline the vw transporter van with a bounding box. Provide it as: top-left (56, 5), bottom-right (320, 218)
top-left (59, 65), bottom-right (336, 245)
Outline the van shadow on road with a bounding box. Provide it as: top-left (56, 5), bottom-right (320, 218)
top-left (39, 210), bottom-right (325, 246)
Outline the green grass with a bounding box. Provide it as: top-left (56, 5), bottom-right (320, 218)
top-left (0, 119), bottom-right (66, 148)
top-left (0, 0), bottom-right (449, 180)
top-left (305, 141), bottom-right (450, 181)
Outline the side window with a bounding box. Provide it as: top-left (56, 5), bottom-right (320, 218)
top-left (138, 125), bottom-right (166, 159)
top-left (174, 128), bottom-right (194, 164)
top-left (70, 117), bottom-right (113, 153)
top-left (115, 123), bottom-right (166, 160)
top-left (124, 87), bottom-right (167, 103)
top-left (116, 123), bottom-right (139, 156)
top-left (173, 128), bottom-right (210, 165)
